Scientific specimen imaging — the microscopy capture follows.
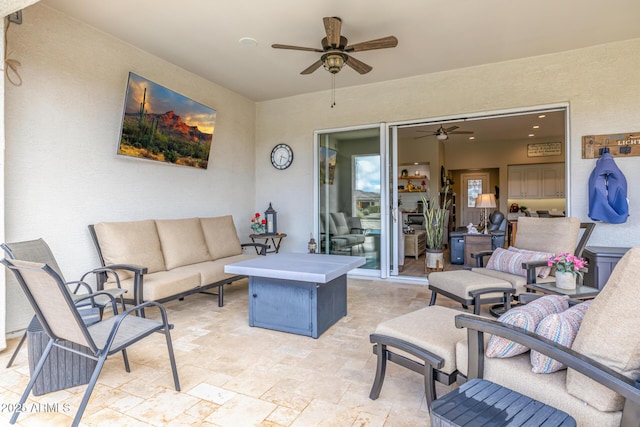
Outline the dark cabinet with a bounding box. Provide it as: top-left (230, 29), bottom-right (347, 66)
top-left (583, 246), bottom-right (630, 290)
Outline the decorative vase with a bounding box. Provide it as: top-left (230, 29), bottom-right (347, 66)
top-left (555, 271), bottom-right (577, 290)
top-left (425, 249), bottom-right (444, 271)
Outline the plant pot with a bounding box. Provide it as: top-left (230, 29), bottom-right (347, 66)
top-left (555, 271), bottom-right (577, 290)
top-left (425, 249), bottom-right (444, 270)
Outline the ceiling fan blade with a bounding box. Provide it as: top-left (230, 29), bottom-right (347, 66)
top-left (449, 131), bottom-right (474, 135)
top-left (272, 44), bottom-right (324, 53)
top-left (323, 17), bottom-right (342, 48)
top-left (345, 55), bottom-right (373, 74)
top-left (413, 135), bottom-right (432, 140)
top-left (346, 36), bottom-right (398, 52)
top-left (301, 59), bottom-right (323, 75)
top-left (443, 126), bottom-right (459, 133)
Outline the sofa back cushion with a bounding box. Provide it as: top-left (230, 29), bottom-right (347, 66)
top-left (515, 217), bottom-right (580, 255)
top-left (566, 246), bottom-right (640, 412)
top-left (93, 220), bottom-right (166, 277)
top-left (155, 218), bottom-right (212, 270)
top-left (200, 216), bottom-right (242, 260)
top-left (330, 212), bottom-right (350, 236)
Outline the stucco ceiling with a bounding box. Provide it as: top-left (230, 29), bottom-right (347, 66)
top-left (40, 0), bottom-right (640, 103)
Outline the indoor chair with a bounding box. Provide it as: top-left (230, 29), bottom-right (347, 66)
top-left (2, 238), bottom-right (127, 368)
top-left (2, 258), bottom-right (180, 427)
top-left (486, 210), bottom-right (507, 250)
top-left (428, 217), bottom-right (594, 315)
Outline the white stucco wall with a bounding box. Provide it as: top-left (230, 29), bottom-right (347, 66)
top-left (4, 4), bottom-right (256, 333)
top-left (256, 38), bottom-right (640, 252)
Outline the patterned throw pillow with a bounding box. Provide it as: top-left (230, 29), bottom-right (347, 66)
top-left (507, 247), bottom-right (554, 278)
top-left (486, 247), bottom-right (553, 278)
top-left (486, 295), bottom-right (570, 358)
top-left (530, 300), bottom-right (592, 373)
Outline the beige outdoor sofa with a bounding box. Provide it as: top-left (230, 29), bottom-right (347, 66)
top-left (89, 215), bottom-right (266, 308)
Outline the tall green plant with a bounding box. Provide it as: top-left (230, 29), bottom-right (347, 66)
top-left (420, 185), bottom-right (452, 250)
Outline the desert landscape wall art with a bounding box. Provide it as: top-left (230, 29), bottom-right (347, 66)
top-left (117, 72), bottom-right (216, 169)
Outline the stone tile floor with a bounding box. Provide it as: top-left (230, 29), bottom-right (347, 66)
top-left (0, 278), bottom-right (463, 426)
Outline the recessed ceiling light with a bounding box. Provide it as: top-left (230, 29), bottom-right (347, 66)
top-left (469, 136), bottom-right (475, 140)
top-left (239, 37), bottom-right (258, 47)
top-left (533, 125), bottom-right (540, 129)
top-left (538, 114), bottom-right (546, 118)
top-left (413, 162), bottom-right (419, 165)
top-left (528, 133), bottom-right (535, 137)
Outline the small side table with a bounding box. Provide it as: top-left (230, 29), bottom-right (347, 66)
top-left (524, 282), bottom-right (600, 300)
top-left (249, 233), bottom-right (287, 254)
top-left (431, 378), bottom-right (576, 426)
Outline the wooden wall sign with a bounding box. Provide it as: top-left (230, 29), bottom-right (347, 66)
top-left (582, 132), bottom-right (640, 159)
top-left (527, 142), bottom-right (562, 157)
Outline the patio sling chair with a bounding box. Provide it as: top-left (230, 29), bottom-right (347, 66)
top-left (2, 258), bottom-right (180, 427)
top-left (2, 238), bottom-right (127, 368)
top-left (428, 217), bottom-right (595, 315)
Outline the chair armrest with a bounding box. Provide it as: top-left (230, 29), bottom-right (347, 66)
top-left (74, 289), bottom-right (120, 314)
top-left (521, 259), bottom-right (548, 284)
top-left (454, 314), bottom-right (640, 406)
top-left (369, 333), bottom-right (444, 369)
top-left (241, 242), bottom-right (269, 256)
top-left (471, 250), bottom-right (494, 267)
top-left (95, 264), bottom-right (146, 305)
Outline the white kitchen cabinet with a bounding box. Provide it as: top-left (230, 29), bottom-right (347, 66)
top-left (508, 163), bottom-right (565, 199)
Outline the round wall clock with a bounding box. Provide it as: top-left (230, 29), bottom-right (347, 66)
top-left (271, 144), bottom-right (293, 170)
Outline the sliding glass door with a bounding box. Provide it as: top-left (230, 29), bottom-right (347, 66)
top-left (314, 125), bottom-right (385, 275)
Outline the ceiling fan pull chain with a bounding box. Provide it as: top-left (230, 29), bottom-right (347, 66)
top-left (331, 74), bottom-right (336, 108)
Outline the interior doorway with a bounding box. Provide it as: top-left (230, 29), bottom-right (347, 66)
top-left (460, 172), bottom-right (490, 227)
top-left (392, 105), bottom-right (568, 280)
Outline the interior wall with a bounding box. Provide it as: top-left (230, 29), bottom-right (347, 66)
top-left (256, 38), bottom-right (640, 252)
top-left (4, 4), bottom-right (257, 333)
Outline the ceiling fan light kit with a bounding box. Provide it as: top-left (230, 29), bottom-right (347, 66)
top-left (272, 16), bottom-right (398, 106)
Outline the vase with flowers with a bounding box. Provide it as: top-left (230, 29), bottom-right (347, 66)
top-left (251, 212), bottom-right (267, 234)
top-left (548, 252), bottom-right (587, 290)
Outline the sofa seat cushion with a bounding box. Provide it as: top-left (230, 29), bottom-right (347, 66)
top-left (93, 220), bottom-right (166, 278)
top-left (118, 270), bottom-right (200, 302)
top-left (200, 216), bottom-right (243, 260)
top-left (155, 218), bottom-right (212, 270)
top-left (566, 246), bottom-right (640, 412)
top-left (456, 340), bottom-right (622, 427)
top-left (471, 267), bottom-right (554, 295)
top-left (176, 253), bottom-right (258, 286)
top-left (374, 305), bottom-right (468, 375)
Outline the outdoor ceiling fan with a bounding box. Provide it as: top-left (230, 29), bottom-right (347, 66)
top-left (415, 125), bottom-right (474, 141)
top-left (272, 16), bottom-right (398, 76)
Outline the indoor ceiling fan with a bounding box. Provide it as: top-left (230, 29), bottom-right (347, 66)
top-left (272, 16), bottom-right (398, 76)
top-left (415, 125), bottom-right (474, 141)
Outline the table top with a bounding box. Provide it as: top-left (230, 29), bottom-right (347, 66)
top-left (249, 233), bottom-right (287, 238)
top-left (525, 281), bottom-right (600, 299)
top-left (431, 378), bottom-right (576, 426)
top-left (224, 253), bottom-right (366, 283)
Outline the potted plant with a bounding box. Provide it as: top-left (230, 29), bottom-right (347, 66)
top-left (421, 185), bottom-right (452, 270)
top-left (548, 252), bottom-right (587, 289)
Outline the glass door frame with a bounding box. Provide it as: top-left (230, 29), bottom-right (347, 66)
top-left (313, 123), bottom-right (388, 277)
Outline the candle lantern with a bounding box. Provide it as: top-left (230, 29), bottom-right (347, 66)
top-left (265, 203), bottom-right (277, 235)
top-left (308, 233), bottom-right (317, 254)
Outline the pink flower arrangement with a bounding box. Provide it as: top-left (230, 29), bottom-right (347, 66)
top-left (548, 252), bottom-right (587, 277)
top-left (250, 212), bottom-right (267, 234)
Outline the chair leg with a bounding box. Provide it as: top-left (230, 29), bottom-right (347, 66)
top-left (429, 291), bottom-right (438, 306)
top-left (164, 328), bottom-right (181, 391)
top-left (6, 331), bottom-right (27, 368)
top-left (10, 338), bottom-right (54, 425)
top-left (121, 349), bottom-right (130, 372)
top-left (73, 353), bottom-right (108, 427)
top-left (423, 364), bottom-right (437, 411)
top-left (369, 343), bottom-right (387, 400)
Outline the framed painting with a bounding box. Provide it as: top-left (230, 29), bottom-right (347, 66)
top-left (319, 147), bottom-right (336, 185)
top-left (117, 72), bottom-right (216, 169)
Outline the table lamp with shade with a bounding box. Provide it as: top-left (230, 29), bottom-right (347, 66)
top-left (475, 193), bottom-right (496, 234)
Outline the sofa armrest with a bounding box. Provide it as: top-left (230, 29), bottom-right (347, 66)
top-left (94, 264), bottom-right (147, 305)
top-left (454, 314), bottom-right (640, 408)
top-left (241, 242), bottom-right (269, 256)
